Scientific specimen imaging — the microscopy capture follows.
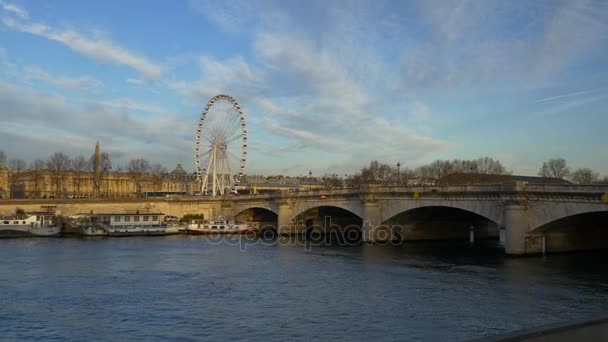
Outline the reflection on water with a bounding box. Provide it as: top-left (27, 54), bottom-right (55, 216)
top-left (0, 237), bottom-right (606, 341)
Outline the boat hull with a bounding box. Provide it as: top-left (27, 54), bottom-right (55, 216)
top-left (106, 226), bottom-right (180, 237)
top-left (185, 228), bottom-right (254, 235)
top-left (0, 226), bottom-right (61, 238)
top-left (79, 226), bottom-right (109, 236)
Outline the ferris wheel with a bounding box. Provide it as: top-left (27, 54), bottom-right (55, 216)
top-left (194, 95), bottom-right (247, 196)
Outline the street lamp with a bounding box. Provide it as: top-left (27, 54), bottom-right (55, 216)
top-left (397, 161), bottom-right (401, 183)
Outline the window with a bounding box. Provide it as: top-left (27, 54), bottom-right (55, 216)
top-left (134, 216), bottom-right (140, 222)
top-left (143, 216), bottom-right (149, 221)
top-left (115, 216), bottom-right (121, 222)
top-left (124, 216), bottom-right (131, 222)
top-left (3, 221), bottom-right (8, 224)
top-left (152, 216), bottom-right (158, 221)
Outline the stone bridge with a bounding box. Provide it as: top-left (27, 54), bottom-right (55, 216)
top-left (1, 182), bottom-right (606, 255)
top-left (223, 182), bottom-right (608, 255)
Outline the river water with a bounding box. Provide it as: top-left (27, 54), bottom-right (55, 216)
top-left (1, 236), bottom-right (607, 341)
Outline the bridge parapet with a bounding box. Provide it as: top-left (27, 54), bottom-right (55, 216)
top-left (523, 183), bottom-right (608, 193)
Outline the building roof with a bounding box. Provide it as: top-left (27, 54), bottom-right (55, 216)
top-left (170, 163), bottom-right (188, 176)
top-left (438, 173), bottom-right (571, 185)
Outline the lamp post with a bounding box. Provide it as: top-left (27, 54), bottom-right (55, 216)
top-left (397, 161), bottom-right (401, 183)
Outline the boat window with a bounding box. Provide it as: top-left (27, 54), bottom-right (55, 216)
top-left (115, 216), bottom-right (121, 222)
top-left (4, 220), bottom-right (9, 224)
top-left (14, 221), bottom-right (19, 224)
top-left (212, 225), bottom-right (218, 229)
top-left (22, 221), bottom-right (26, 224)
top-left (143, 216), bottom-right (149, 221)
top-left (134, 216), bottom-right (140, 222)
top-left (124, 216), bottom-right (131, 222)
top-left (152, 216), bottom-right (158, 221)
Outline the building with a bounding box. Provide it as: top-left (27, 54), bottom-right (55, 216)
top-left (437, 173), bottom-right (571, 185)
top-left (0, 166), bottom-right (9, 199)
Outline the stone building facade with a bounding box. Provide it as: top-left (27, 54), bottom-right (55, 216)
top-left (6, 163), bottom-right (198, 199)
top-left (0, 166), bottom-right (9, 199)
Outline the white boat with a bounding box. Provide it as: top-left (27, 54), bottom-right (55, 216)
top-left (186, 217), bottom-right (253, 235)
top-left (79, 212), bottom-right (179, 237)
top-left (0, 212), bottom-right (61, 238)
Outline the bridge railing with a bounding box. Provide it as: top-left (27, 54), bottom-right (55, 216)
top-left (524, 183), bottom-right (608, 193)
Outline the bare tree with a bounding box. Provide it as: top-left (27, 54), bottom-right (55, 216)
top-left (150, 163), bottom-right (167, 191)
top-left (47, 152), bottom-right (72, 198)
top-left (538, 158), bottom-right (570, 179)
top-left (0, 150), bottom-right (6, 167)
top-left (128, 158), bottom-right (151, 196)
top-left (8, 159), bottom-right (27, 172)
top-left (475, 157), bottom-right (508, 174)
top-left (29, 158), bottom-right (46, 198)
top-left (71, 155), bottom-right (88, 195)
top-left (570, 168), bottom-right (599, 184)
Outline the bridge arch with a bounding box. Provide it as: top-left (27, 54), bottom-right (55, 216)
top-left (234, 205), bottom-right (278, 217)
top-left (380, 199), bottom-right (503, 225)
top-left (528, 203), bottom-right (608, 233)
top-left (381, 204), bottom-right (501, 241)
top-left (292, 201), bottom-right (364, 220)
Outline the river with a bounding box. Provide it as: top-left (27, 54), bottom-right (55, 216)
top-left (1, 236), bottom-right (607, 341)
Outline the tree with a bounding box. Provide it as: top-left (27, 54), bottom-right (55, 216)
top-left (538, 158), bottom-right (570, 179)
top-left (127, 158), bottom-right (151, 196)
top-left (150, 163), bottom-right (167, 191)
top-left (29, 159), bottom-right (45, 198)
top-left (8, 159), bottom-right (27, 172)
top-left (0, 150), bottom-right (6, 167)
top-left (71, 155), bottom-right (88, 195)
top-left (47, 152), bottom-right (72, 197)
top-left (570, 168), bottom-right (599, 184)
top-left (475, 157), bottom-right (508, 174)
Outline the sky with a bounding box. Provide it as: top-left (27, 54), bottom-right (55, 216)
top-left (0, 0), bottom-right (607, 176)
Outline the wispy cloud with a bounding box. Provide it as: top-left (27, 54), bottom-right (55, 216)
top-left (23, 66), bottom-right (102, 90)
top-left (98, 97), bottom-right (167, 114)
top-left (535, 87), bottom-right (608, 103)
top-left (0, 81), bottom-right (192, 165)
top-left (0, 0), bottom-right (27, 19)
top-left (1, 15), bottom-right (163, 79)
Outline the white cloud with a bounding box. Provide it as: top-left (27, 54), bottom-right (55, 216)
top-left (0, 81), bottom-right (193, 166)
top-left (188, 0), bottom-right (257, 32)
top-left (409, 102), bottom-right (432, 122)
top-left (98, 97), bottom-right (166, 114)
top-left (126, 78), bottom-right (145, 85)
top-left (23, 66), bottom-right (102, 90)
top-left (1, 16), bottom-right (163, 79)
top-left (0, 0), bottom-right (28, 19)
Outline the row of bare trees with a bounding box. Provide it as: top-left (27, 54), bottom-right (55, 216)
top-left (538, 158), bottom-right (608, 184)
top-left (347, 157), bottom-right (608, 186)
top-left (349, 157), bottom-right (509, 185)
top-left (1, 149), bottom-right (169, 198)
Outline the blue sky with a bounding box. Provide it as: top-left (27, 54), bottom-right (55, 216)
top-left (1, 0), bottom-right (607, 176)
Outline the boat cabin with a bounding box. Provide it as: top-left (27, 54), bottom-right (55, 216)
top-left (83, 212), bottom-right (165, 227)
top-left (0, 212), bottom-right (56, 227)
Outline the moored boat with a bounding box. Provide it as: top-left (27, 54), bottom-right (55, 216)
top-left (186, 217), bottom-right (253, 235)
top-left (79, 212), bottom-right (179, 237)
top-left (0, 212), bottom-right (61, 238)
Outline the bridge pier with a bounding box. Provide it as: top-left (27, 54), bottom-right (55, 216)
top-left (503, 203), bottom-right (529, 255)
top-left (361, 199), bottom-right (380, 242)
top-left (277, 201), bottom-right (305, 235)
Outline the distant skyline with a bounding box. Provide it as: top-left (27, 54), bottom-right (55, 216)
top-left (1, 0), bottom-right (607, 176)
